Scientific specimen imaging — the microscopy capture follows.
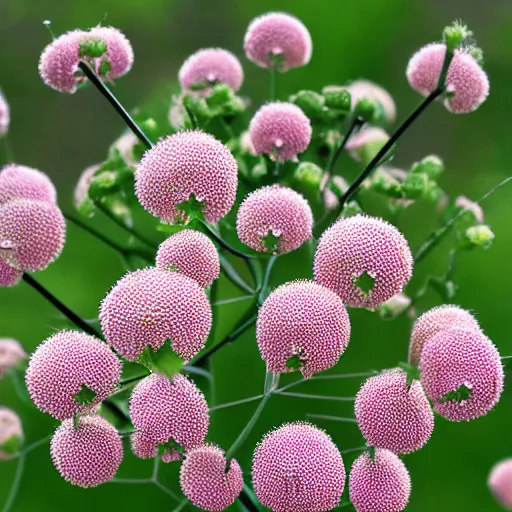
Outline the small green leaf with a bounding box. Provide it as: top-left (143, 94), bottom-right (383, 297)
top-left (354, 272), bottom-right (375, 296)
top-left (262, 231), bottom-right (280, 253)
top-left (438, 383), bottom-right (472, 404)
top-left (98, 59), bottom-right (111, 77)
top-left (175, 195), bottom-right (205, 222)
top-left (73, 384), bottom-right (96, 405)
top-left (285, 354), bottom-right (304, 370)
top-left (137, 341), bottom-right (185, 378)
top-left (0, 435), bottom-right (22, 455)
top-left (156, 222), bottom-right (188, 235)
top-left (398, 362), bottom-right (421, 388)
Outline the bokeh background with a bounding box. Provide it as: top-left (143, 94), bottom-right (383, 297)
top-left (1, 0), bottom-right (511, 510)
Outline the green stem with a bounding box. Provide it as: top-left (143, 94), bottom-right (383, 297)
top-left (218, 255), bottom-right (255, 295)
top-left (200, 221), bottom-right (257, 260)
top-left (258, 255), bottom-right (278, 305)
top-left (78, 61), bottom-right (153, 149)
top-left (2, 452), bottom-right (25, 512)
top-left (269, 66), bottom-right (277, 101)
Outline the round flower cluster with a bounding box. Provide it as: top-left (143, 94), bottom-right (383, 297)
top-left (0, 164), bottom-right (57, 205)
top-left (355, 369), bottom-right (434, 454)
top-left (179, 48), bottom-right (244, 94)
top-left (180, 445), bottom-right (243, 511)
top-left (406, 43), bottom-right (489, 113)
top-left (0, 407), bottom-right (23, 460)
top-left (0, 259), bottom-right (22, 288)
top-left (488, 459), bottom-right (512, 510)
top-left (39, 26), bottom-right (133, 93)
top-left (0, 90), bottom-right (9, 137)
top-left (135, 131), bottom-right (238, 224)
top-left (244, 12), bottom-right (312, 71)
top-left (156, 229), bottom-right (220, 288)
top-left (257, 280), bottom-right (351, 378)
top-left (314, 215), bottom-right (413, 309)
top-left (420, 329), bottom-right (504, 421)
top-left (249, 102), bottom-right (312, 161)
top-left (26, 330), bottom-right (122, 420)
top-left (236, 185), bottom-right (313, 254)
top-left (50, 415), bottom-right (123, 487)
top-left (349, 448), bottom-right (411, 512)
top-left (129, 372), bottom-right (209, 450)
top-left (100, 267), bottom-right (212, 362)
top-left (0, 338), bottom-right (26, 378)
top-left (408, 304), bottom-right (481, 366)
top-left (252, 422), bottom-right (345, 512)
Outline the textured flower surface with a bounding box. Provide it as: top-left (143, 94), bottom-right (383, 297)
top-left (180, 444), bottom-right (243, 511)
top-left (236, 185), bottom-right (313, 254)
top-left (0, 199), bottom-right (66, 271)
top-left (135, 131), bottom-right (238, 224)
top-left (408, 304), bottom-right (481, 366)
top-left (50, 415), bottom-right (123, 488)
top-left (129, 373), bottom-right (209, 448)
top-left (179, 48), bottom-right (243, 94)
top-left (156, 229), bottom-right (220, 288)
top-left (252, 422), bottom-right (345, 512)
top-left (26, 330), bottom-right (122, 420)
top-left (355, 369), bottom-right (434, 454)
top-left (244, 12), bottom-right (312, 70)
top-left (488, 459), bottom-right (512, 510)
top-left (249, 102), bottom-right (312, 161)
top-left (406, 43), bottom-right (489, 113)
top-left (100, 267), bottom-right (212, 361)
top-left (257, 280), bottom-right (350, 378)
top-left (349, 448), bottom-right (411, 512)
top-left (0, 407), bottom-right (23, 460)
top-left (0, 90), bottom-right (9, 137)
top-left (314, 215), bottom-right (413, 308)
top-left (0, 338), bottom-right (26, 377)
top-left (0, 164), bottom-right (57, 205)
top-left (0, 260), bottom-right (22, 288)
top-left (420, 329), bottom-right (504, 421)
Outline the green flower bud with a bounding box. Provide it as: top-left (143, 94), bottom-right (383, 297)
top-left (469, 46), bottom-right (484, 66)
top-left (354, 98), bottom-right (377, 123)
top-left (291, 90), bottom-right (325, 120)
top-left (294, 162), bottom-right (323, 189)
top-left (323, 88), bottom-right (351, 112)
top-left (370, 170), bottom-right (403, 198)
top-left (410, 155), bottom-right (444, 179)
top-left (443, 21), bottom-right (473, 51)
top-left (403, 173), bottom-right (431, 199)
top-left (465, 224), bottom-right (495, 248)
top-left (340, 200), bottom-right (363, 218)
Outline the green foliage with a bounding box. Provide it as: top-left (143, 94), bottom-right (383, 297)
top-left (79, 39), bottom-right (107, 58)
top-left (0, 435), bottom-right (22, 455)
top-left (438, 383), bottom-right (472, 404)
top-left (72, 384), bottom-right (96, 405)
top-left (138, 340), bottom-right (185, 377)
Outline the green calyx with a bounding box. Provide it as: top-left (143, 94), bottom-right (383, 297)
top-left (79, 39), bottom-right (107, 58)
top-left (137, 341), bottom-right (185, 378)
top-left (323, 88), bottom-right (351, 112)
top-left (354, 272), bottom-right (375, 297)
top-left (73, 384), bottom-right (96, 405)
top-left (443, 21), bottom-right (473, 52)
top-left (398, 362), bottom-right (421, 388)
top-left (175, 194), bottom-right (205, 222)
top-left (262, 231), bottom-right (281, 253)
top-left (438, 383), bottom-right (472, 404)
top-left (291, 90), bottom-right (326, 120)
top-left (285, 354), bottom-right (305, 370)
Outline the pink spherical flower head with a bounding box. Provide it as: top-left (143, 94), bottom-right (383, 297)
top-left (50, 415), bottom-right (123, 488)
top-left (0, 338), bottom-right (26, 377)
top-left (244, 12), bottom-right (312, 71)
top-left (156, 229), bottom-right (220, 288)
top-left (0, 260), bottom-right (22, 288)
top-left (26, 330), bottom-right (122, 420)
top-left (408, 304), bottom-right (481, 366)
top-left (180, 444), bottom-right (243, 511)
top-left (345, 127), bottom-right (389, 162)
top-left (0, 90), bottom-right (9, 137)
top-left (488, 459), bottom-right (512, 510)
top-left (249, 102), bottom-right (312, 162)
top-left (129, 373), bottom-right (209, 449)
top-left (406, 43), bottom-right (489, 113)
top-left (420, 329), bottom-right (504, 421)
top-left (314, 215), bottom-right (413, 309)
top-left (252, 422), bottom-right (345, 512)
top-left (347, 79), bottom-right (397, 123)
top-left (0, 199), bottom-right (66, 272)
top-left (0, 164), bottom-right (57, 205)
top-left (355, 369), bottom-right (434, 454)
top-left (0, 407), bottom-right (23, 460)
top-left (135, 131), bottom-right (238, 224)
top-left (100, 267), bottom-right (212, 362)
top-left (130, 430), bottom-right (182, 463)
top-left (179, 48), bottom-right (244, 95)
top-left (257, 280), bottom-right (351, 378)
top-left (236, 185), bottom-right (313, 254)
top-left (39, 30), bottom-right (85, 93)
top-left (349, 448), bottom-right (411, 512)
top-left (87, 26), bottom-right (134, 81)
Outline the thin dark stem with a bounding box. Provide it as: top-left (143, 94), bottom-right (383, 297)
top-left (102, 398), bottom-right (130, 422)
top-left (238, 489), bottom-right (260, 512)
top-left (78, 61), bottom-right (153, 150)
top-left (192, 311), bottom-right (257, 366)
top-left (22, 274), bottom-right (101, 338)
top-left (200, 221), bottom-right (257, 260)
top-left (415, 176), bottom-right (512, 263)
top-left (326, 116), bottom-right (364, 174)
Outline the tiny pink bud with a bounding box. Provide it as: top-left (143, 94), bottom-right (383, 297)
top-left (252, 422), bottom-right (345, 512)
top-left (0, 164), bottom-right (57, 205)
top-left (236, 185), bottom-right (313, 254)
top-left (249, 102), bottom-right (312, 162)
top-left (0, 90), bottom-right (10, 137)
top-left (488, 459), bottom-right (512, 510)
top-left (180, 444), bottom-right (243, 511)
top-left (244, 12), bottom-right (312, 71)
top-left (50, 415), bottom-right (123, 487)
top-left (26, 330), bottom-right (122, 420)
top-left (156, 229), bottom-right (220, 288)
top-left (179, 48), bottom-right (244, 95)
top-left (455, 195), bottom-right (484, 223)
top-left (349, 448), bottom-right (411, 512)
top-left (100, 267), bottom-right (212, 362)
top-left (135, 131), bottom-right (238, 224)
top-left (0, 407), bottom-right (23, 460)
top-left (0, 338), bottom-right (26, 378)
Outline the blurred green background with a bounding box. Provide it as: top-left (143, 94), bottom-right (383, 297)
top-left (1, 0), bottom-right (511, 510)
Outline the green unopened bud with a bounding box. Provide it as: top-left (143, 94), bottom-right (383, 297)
top-left (139, 118), bottom-right (158, 138)
top-left (291, 90), bottom-right (325, 119)
top-left (323, 88), bottom-right (351, 112)
top-left (410, 155), bottom-right (444, 179)
top-left (403, 173), bottom-right (431, 199)
top-left (465, 224), bottom-right (495, 248)
top-left (469, 46), bottom-right (484, 66)
top-left (88, 171), bottom-right (119, 199)
top-left (294, 162), bottom-right (323, 189)
top-left (183, 94), bottom-right (210, 122)
top-left (206, 83), bottom-right (232, 107)
top-left (370, 170), bottom-right (403, 198)
top-left (443, 21), bottom-right (473, 51)
top-left (79, 39), bottom-right (107, 58)
top-left (340, 200), bottom-right (363, 218)
top-left (354, 98), bottom-right (377, 123)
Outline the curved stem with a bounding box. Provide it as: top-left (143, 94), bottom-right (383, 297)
top-left (218, 255), bottom-right (255, 295)
top-left (258, 255), bottom-right (278, 305)
top-left (2, 453), bottom-right (25, 512)
top-left (200, 221), bottom-right (257, 260)
top-left (22, 274), bottom-right (101, 338)
top-left (78, 61), bottom-right (153, 150)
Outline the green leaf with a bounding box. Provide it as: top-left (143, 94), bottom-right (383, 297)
top-left (262, 231), bottom-right (280, 253)
top-left (285, 354), bottom-right (305, 370)
top-left (0, 435), bottom-right (22, 455)
top-left (175, 195), bottom-right (205, 222)
top-left (354, 272), bottom-right (375, 296)
top-left (98, 59), bottom-right (111, 77)
top-left (137, 341), bottom-right (185, 378)
top-left (156, 222), bottom-right (188, 235)
top-left (73, 384), bottom-right (97, 405)
top-left (79, 39), bottom-right (107, 58)
top-left (398, 362), bottom-right (421, 388)
top-left (438, 383), bottom-right (472, 404)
